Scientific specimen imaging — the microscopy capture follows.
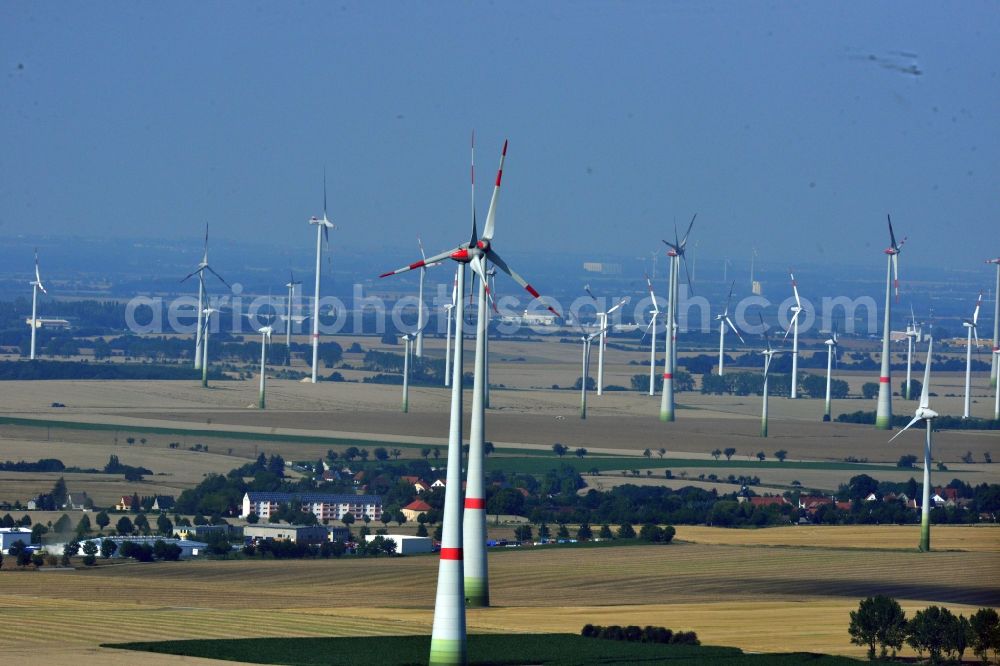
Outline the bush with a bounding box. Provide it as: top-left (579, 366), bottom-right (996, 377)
top-left (582, 624), bottom-right (696, 645)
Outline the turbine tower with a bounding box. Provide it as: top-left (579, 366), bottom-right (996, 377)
top-left (257, 325), bottom-right (273, 409)
top-left (659, 215), bottom-right (696, 422)
top-left (379, 137), bottom-right (557, 618)
top-left (962, 292), bottom-right (983, 419)
top-left (181, 225), bottom-right (228, 370)
top-left (308, 172), bottom-right (336, 384)
top-left (716, 280), bottom-right (744, 376)
top-left (401, 332), bottom-right (413, 413)
top-left (902, 306), bottom-right (920, 400)
top-left (200, 307), bottom-right (219, 388)
top-left (579, 325), bottom-right (608, 419)
top-left (994, 347), bottom-right (1000, 421)
top-left (759, 315), bottom-right (780, 437)
top-left (889, 336), bottom-right (937, 551)
top-left (584, 285), bottom-right (628, 396)
top-left (443, 267), bottom-right (458, 388)
top-left (283, 271), bottom-right (303, 364)
top-left (823, 325), bottom-right (839, 422)
top-left (783, 270), bottom-right (804, 399)
top-left (644, 273), bottom-right (661, 396)
top-left (987, 258), bottom-right (1000, 389)
top-left (876, 215), bottom-right (905, 429)
top-left (28, 249), bottom-right (47, 360)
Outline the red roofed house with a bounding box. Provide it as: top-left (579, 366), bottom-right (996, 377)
top-left (748, 496), bottom-right (789, 508)
top-left (401, 499), bottom-right (433, 522)
top-left (115, 496), bottom-right (135, 511)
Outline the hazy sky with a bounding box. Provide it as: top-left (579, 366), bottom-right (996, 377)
top-left (2, 2), bottom-right (998, 272)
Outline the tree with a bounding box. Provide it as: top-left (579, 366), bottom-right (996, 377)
top-left (391, 448), bottom-right (402, 460)
top-left (52, 513), bottom-right (72, 534)
top-left (724, 448), bottom-right (736, 461)
top-left (906, 605), bottom-right (954, 663)
top-left (100, 539), bottom-right (118, 559)
top-left (133, 513), bottom-right (150, 534)
top-left (157, 513), bottom-right (173, 536)
top-left (969, 607), bottom-right (1000, 665)
top-left (95, 511), bottom-right (110, 532)
top-left (576, 523), bottom-right (592, 541)
top-left (616, 523), bottom-right (636, 539)
top-left (575, 448), bottom-right (588, 458)
top-left (433, 448), bottom-right (441, 460)
top-left (75, 515), bottom-right (92, 536)
top-left (849, 595), bottom-right (907, 661)
top-left (657, 448), bottom-right (666, 459)
top-left (711, 448), bottom-right (722, 460)
top-left (552, 443), bottom-right (568, 457)
top-left (341, 512), bottom-right (355, 535)
top-left (756, 451), bottom-right (766, 462)
top-left (81, 540), bottom-right (98, 566)
top-left (642, 448), bottom-right (652, 459)
top-left (556, 524), bottom-right (570, 539)
top-left (374, 447), bottom-right (389, 461)
top-left (599, 524), bottom-right (613, 539)
top-left (862, 382), bottom-right (879, 400)
top-left (61, 540), bottom-right (80, 566)
top-left (421, 448), bottom-right (431, 460)
top-left (126, 437), bottom-right (136, 446)
top-left (116, 516), bottom-right (134, 535)
top-left (774, 450), bottom-right (788, 463)
top-left (897, 454), bottom-right (918, 469)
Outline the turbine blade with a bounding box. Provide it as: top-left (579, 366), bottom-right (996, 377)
top-left (206, 265), bottom-right (230, 289)
top-left (379, 247), bottom-right (460, 278)
top-left (418, 237), bottom-right (427, 262)
top-left (323, 167), bottom-right (328, 218)
top-left (892, 254), bottom-right (899, 301)
top-left (181, 268), bottom-right (201, 283)
top-left (681, 213), bottom-right (697, 247)
top-left (888, 415), bottom-right (922, 443)
top-left (482, 139), bottom-right (507, 242)
top-left (973, 291), bottom-right (983, 325)
top-left (607, 296), bottom-right (629, 315)
top-left (682, 255), bottom-right (694, 296)
top-left (487, 248), bottom-right (561, 318)
top-left (919, 337), bottom-right (933, 409)
top-left (469, 130), bottom-right (477, 248)
top-left (790, 271), bottom-right (801, 307)
top-left (725, 280), bottom-right (736, 315)
top-left (584, 284), bottom-right (597, 302)
top-left (725, 316), bottom-right (745, 344)
top-left (887, 214), bottom-right (896, 249)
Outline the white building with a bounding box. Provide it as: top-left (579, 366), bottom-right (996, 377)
top-left (364, 534), bottom-right (433, 555)
top-left (0, 528), bottom-right (33, 551)
top-left (244, 524), bottom-right (329, 545)
top-left (45, 536), bottom-right (208, 559)
top-left (241, 492), bottom-right (382, 522)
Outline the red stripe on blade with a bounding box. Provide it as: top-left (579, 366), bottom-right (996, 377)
top-left (502, 139), bottom-right (508, 155)
top-left (525, 284), bottom-right (540, 298)
top-left (496, 169), bottom-right (503, 187)
top-left (379, 271), bottom-right (394, 278)
top-left (409, 260), bottom-right (425, 270)
top-left (464, 498), bottom-right (485, 509)
top-left (440, 547), bottom-right (463, 561)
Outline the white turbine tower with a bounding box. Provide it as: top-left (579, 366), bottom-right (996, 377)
top-left (659, 215), bottom-right (696, 422)
top-left (644, 273), bottom-right (661, 396)
top-left (988, 258), bottom-right (1000, 389)
top-left (257, 325), bottom-right (273, 409)
top-left (783, 270), bottom-right (805, 399)
top-left (200, 307), bottom-right (219, 388)
top-left (889, 336), bottom-right (937, 552)
top-left (28, 249), bottom-right (47, 360)
top-left (759, 315), bottom-right (781, 438)
top-left (823, 325), bottom-right (839, 422)
top-left (181, 225), bottom-right (228, 370)
top-left (994, 346), bottom-right (1000, 421)
top-left (876, 215), bottom-right (905, 429)
top-left (584, 285), bottom-right (629, 396)
top-left (400, 332), bottom-right (413, 413)
top-left (963, 291), bottom-right (983, 419)
top-left (716, 280), bottom-right (744, 376)
top-left (283, 271), bottom-right (303, 364)
top-left (579, 325), bottom-right (609, 419)
top-left (308, 173), bottom-right (336, 384)
top-left (379, 137), bottom-right (558, 638)
top-left (904, 306), bottom-right (919, 401)
top-left (443, 267), bottom-right (458, 388)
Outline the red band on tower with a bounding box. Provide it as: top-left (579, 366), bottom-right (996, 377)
top-left (440, 547), bottom-right (463, 561)
top-left (464, 498), bottom-right (485, 509)
top-left (879, 376), bottom-right (890, 383)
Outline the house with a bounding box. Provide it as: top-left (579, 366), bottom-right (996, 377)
top-left (0, 528), bottom-right (33, 552)
top-left (744, 496), bottom-right (789, 508)
top-left (241, 492), bottom-right (382, 522)
top-left (797, 495), bottom-right (834, 512)
top-left (431, 479), bottom-right (446, 489)
top-left (863, 492), bottom-right (879, 502)
top-left (400, 476), bottom-right (431, 494)
top-left (65, 492), bottom-right (91, 511)
top-left (244, 524), bottom-right (329, 545)
top-left (401, 499), bottom-right (433, 522)
top-left (151, 496), bottom-right (175, 512)
top-left (116, 496), bottom-right (136, 511)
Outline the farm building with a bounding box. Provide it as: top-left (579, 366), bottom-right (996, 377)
top-left (241, 492), bottom-right (382, 522)
top-left (364, 534), bottom-right (433, 555)
top-left (401, 499), bottom-right (432, 522)
top-left (175, 524), bottom-right (231, 540)
top-left (0, 527), bottom-right (33, 551)
top-left (47, 536), bottom-right (208, 559)
top-left (244, 524), bottom-right (328, 545)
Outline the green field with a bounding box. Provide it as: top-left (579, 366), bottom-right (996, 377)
top-left (485, 454), bottom-right (895, 476)
top-left (106, 634), bottom-right (862, 665)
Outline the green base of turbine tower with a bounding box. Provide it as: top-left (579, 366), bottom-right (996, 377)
top-left (464, 578), bottom-right (489, 607)
top-left (429, 638), bottom-right (466, 666)
top-left (875, 414), bottom-right (892, 430)
top-left (659, 410), bottom-right (674, 422)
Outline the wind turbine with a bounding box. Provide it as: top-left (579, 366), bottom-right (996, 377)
top-left (200, 307), bottom-right (219, 388)
top-left (659, 215), bottom-right (696, 422)
top-left (443, 266), bottom-right (458, 388)
top-left (380, 138), bottom-right (557, 624)
top-left (579, 325), bottom-right (609, 419)
top-left (759, 315), bottom-right (781, 438)
top-left (181, 225), bottom-right (228, 370)
top-left (783, 271), bottom-right (805, 399)
top-left (484, 266), bottom-right (497, 409)
top-left (584, 285), bottom-right (628, 396)
top-left (889, 336), bottom-right (937, 552)
top-left (963, 291), bottom-right (983, 419)
top-left (876, 215), bottom-right (905, 429)
top-left (644, 273), bottom-right (661, 396)
top-left (716, 280), bottom-right (744, 376)
top-left (987, 258), bottom-right (1000, 389)
top-left (28, 249), bottom-right (47, 360)
top-left (401, 332), bottom-right (413, 413)
top-left (823, 325), bottom-right (839, 422)
top-left (308, 172), bottom-right (336, 384)
top-left (282, 271), bottom-right (303, 364)
top-left (257, 325), bottom-right (273, 409)
top-left (994, 346), bottom-right (1000, 421)
top-left (904, 306), bottom-right (920, 400)
top-left (415, 238), bottom-right (442, 358)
